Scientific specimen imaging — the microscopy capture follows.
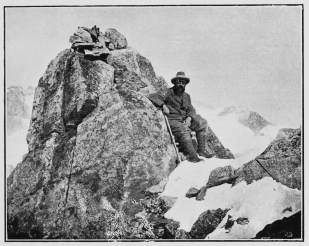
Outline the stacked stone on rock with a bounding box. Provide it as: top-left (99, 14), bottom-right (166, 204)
top-left (7, 37), bottom-right (177, 238)
top-left (69, 25), bottom-right (127, 58)
top-left (105, 28), bottom-right (128, 49)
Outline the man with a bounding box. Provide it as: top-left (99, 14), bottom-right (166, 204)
top-left (148, 71), bottom-right (215, 163)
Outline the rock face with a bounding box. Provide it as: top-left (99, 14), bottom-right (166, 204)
top-left (196, 165), bottom-right (236, 201)
top-left (218, 106), bottom-right (271, 133)
top-left (190, 209), bottom-right (229, 239)
top-left (189, 126), bottom-right (301, 205)
top-left (7, 45), bottom-right (178, 239)
top-left (205, 127), bottom-right (234, 159)
top-left (140, 194), bottom-right (190, 239)
top-left (233, 128), bottom-right (301, 190)
top-left (254, 211), bottom-right (301, 239)
top-left (189, 128), bottom-right (301, 236)
top-left (206, 165), bottom-right (235, 188)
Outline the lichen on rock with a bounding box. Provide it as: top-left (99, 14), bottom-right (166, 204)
top-left (7, 41), bottom-right (177, 239)
top-left (232, 128), bottom-right (301, 190)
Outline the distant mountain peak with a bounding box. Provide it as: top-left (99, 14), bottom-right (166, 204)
top-left (6, 86), bottom-right (35, 134)
top-left (7, 85), bottom-right (35, 96)
top-left (218, 106), bottom-right (272, 133)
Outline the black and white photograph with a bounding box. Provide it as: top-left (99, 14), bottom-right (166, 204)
top-left (2, 0), bottom-right (306, 243)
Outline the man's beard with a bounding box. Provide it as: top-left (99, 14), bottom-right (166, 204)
top-left (174, 85), bottom-right (185, 94)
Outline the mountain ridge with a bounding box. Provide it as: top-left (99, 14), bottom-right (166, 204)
top-left (218, 105), bottom-right (272, 133)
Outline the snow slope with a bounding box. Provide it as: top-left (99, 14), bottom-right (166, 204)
top-left (161, 105), bottom-right (301, 239)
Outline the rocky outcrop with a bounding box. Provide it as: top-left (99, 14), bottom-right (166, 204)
top-left (155, 125), bottom-right (301, 239)
top-left (7, 42), bottom-right (178, 239)
top-left (140, 194), bottom-right (190, 239)
top-left (206, 165), bottom-right (235, 188)
top-left (69, 26), bottom-right (128, 58)
top-left (218, 106), bottom-right (271, 133)
top-left (254, 211), bottom-right (301, 239)
top-left (276, 128), bottom-right (300, 140)
top-left (196, 128), bottom-right (301, 195)
top-left (232, 128), bottom-right (301, 190)
top-left (190, 209), bottom-right (229, 239)
top-left (7, 27), bottom-right (271, 240)
top-left (196, 166), bottom-right (235, 201)
top-left (205, 127), bottom-right (234, 159)
top-left (191, 128), bottom-right (300, 205)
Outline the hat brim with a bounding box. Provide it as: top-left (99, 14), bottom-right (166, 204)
top-left (171, 76), bottom-right (190, 84)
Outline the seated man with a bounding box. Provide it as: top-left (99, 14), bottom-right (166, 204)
top-left (148, 71), bottom-right (215, 163)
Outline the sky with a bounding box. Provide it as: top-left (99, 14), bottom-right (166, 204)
top-left (5, 6), bottom-right (302, 126)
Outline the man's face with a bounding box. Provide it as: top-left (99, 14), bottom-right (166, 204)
top-left (174, 79), bottom-right (187, 93)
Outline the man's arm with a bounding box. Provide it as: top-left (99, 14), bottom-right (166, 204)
top-left (148, 89), bottom-right (169, 108)
top-left (186, 95), bottom-right (197, 120)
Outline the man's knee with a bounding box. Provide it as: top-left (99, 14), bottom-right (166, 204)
top-left (169, 121), bottom-right (191, 139)
top-left (191, 115), bottom-right (208, 132)
top-left (173, 127), bottom-right (191, 140)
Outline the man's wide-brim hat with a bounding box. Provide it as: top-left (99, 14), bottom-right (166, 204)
top-left (171, 71), bottom-right (190, 84)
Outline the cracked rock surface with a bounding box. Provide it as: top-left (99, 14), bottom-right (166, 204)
top-left (7, 47), bottom-right (177, 239)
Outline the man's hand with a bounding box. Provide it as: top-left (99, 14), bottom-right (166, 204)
top-left (162, 105), bottom-right (170, 115)
top-left (184, 117), bottom-right (191, 127)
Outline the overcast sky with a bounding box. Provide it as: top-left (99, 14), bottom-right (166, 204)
top-left (5, 6), bottom-right (302, 126)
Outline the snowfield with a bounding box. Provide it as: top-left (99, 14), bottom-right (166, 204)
top-left (161, 104), bottom-right (301, 239)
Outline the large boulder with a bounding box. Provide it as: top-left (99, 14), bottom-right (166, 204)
top-left (105, 28), bottom-right (127, 49)
top-left (206, 165), bottom-right (235, 188)
top-left (254, 211), bottom-right (301, 239)
top-left (7, 47), bottom-right (177, 239)
top-left (69, 27), bottom-right (93, 43)
top-left (189, 209), bottom-right (229, 239)
top-left (195, 165), bottom-right (235, 201)
top-left (232, 128), bottom-right (301, 190)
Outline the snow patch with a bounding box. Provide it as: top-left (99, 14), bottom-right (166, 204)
top-left (162, 162), bottom-right (301, 238)
top-left (161, 105), bottom-right (301, 238)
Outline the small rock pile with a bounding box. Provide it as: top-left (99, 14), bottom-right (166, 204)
top-left (138, 194), bottom-right (191, 239)
top-left (69, 25), bottom-right (127, 57)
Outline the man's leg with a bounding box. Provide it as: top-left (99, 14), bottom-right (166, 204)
top-left (169, 120), bottom-right (203, 163)
top-left (190, 115), bottom-right (216, 158)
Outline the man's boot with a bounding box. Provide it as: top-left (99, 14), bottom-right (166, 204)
top-left (196, 131), bottom-right (216, 158)
top-left (178, 135), bottom-right (203, 163)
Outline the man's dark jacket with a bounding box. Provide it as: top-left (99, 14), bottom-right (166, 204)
top-left (148, 88), bottom-right (197, 122)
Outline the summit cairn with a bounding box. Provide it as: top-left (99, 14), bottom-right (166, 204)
top-left (69, 25), bottom-right (128, 57)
